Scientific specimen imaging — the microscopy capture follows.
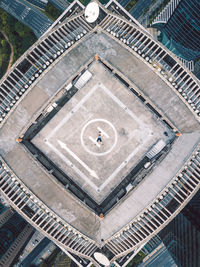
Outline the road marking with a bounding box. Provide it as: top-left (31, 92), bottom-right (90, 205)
top-left (89, 136), bottom-right (100, 147)
top-left (97, 127), bottom-right (109, 138)
top-left (57, 140), bottom-right (99, 179)
top-left (44, 83), bottom-right (153, 193)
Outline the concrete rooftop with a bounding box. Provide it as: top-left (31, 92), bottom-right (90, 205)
top-left (0, 31), bottom-right (199, 242)
top-left (32, 61), bottom-right (173, 203)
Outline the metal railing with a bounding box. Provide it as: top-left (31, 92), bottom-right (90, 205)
top-left (151, 0), bottom-right (181, 25)
top-left (0, 12), bottom-right (92, 125)
top-left (0, 157), bottom-right (98, 260)
top-left (104, 144), bottom-right (200, 258)
top-left (100, 13), bottom-right (200, 119)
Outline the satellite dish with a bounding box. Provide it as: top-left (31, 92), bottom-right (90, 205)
top-left (85, 2), bottom-right (99, 23)
top-left (94, 252), bottom-right (110, 266)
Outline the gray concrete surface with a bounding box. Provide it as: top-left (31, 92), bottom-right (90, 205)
top-left (0, 31), bottom-right (199, 242)
top-left (97, 33), bottom-right (200, 133)
top-left (33, 62), bottom-right (173, 203)
top-left (37, 32), bottom-right (200, 133)
top-left (100, 132), bottom-right (200, 240)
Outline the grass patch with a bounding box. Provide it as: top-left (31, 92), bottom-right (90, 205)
top-left (0, 32), bottom-right (10, 79)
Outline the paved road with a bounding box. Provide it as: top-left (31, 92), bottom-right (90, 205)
top-left (26, 0), bottom-right (48, 10)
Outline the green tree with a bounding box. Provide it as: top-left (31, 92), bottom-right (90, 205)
top-left (1, 12), bottom-right (8, 25)
top-left (44, 3), bottom-right (61, 21)
top-left (2, 23), bottom-right (12, 35)
top-left (14, 21), bottom-right (25, 36)
top-left (1, 39), bottom-right (6, 47)
top-left (0, 8), bottom-right (36, 68)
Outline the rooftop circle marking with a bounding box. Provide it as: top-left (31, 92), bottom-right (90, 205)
top-left (81, 119), bottom-right (117, 156)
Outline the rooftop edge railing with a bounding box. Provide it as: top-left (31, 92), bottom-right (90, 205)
top-left (0, 156), bottom-right (99, 261)
top-left (99, 13), bottom-right (200, 120)
top-left (0, 142), bottom-right (199, 262)
top-left (151, 0), bottom-right (181, 25)
top-left (104, 143), bottom-right (200, 259)
top-left (0, 12), bottom-right (92, 125)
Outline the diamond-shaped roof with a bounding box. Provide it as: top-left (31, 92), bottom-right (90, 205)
top-left (0, 1), bottom-right (200, 265)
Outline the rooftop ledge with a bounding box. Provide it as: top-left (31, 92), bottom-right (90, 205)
top-left (0, 3), bottom-right (200, 264)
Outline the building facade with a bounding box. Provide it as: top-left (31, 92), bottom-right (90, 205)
top-left (0, 1), bottom-right (199, 266)
top-left (158, 189), bottom-right (200, 267)
top-left (0, 212), bottom-right (34, 267)
top-left (152, 0), bottom-right (200, 62)
top-left (0, 0), bottom-right (53, 38)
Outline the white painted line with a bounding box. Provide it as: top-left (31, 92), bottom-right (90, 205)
top-left (81, 119), bottom-right (118, 156)
top-left (101, 84), bottom-right (147, 128)
top-left (89, 136), bottom-right (100, 147)
top-left (46, 141), bottom-right (99, 190)
top-left (47, 84), bottom-right (99, 140)
top-left (57, 140), bottom-right (99, 179)
top-left (99, 134), bottom-right (152, 191)
top-left (45, 83), bottom-right (153, 193)
top-left (97, 127), bottom-right (109, 138)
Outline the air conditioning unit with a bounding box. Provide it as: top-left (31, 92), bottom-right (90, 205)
top-left (146, 139), bottom-right (166, 159)
top-left (74, 70), bottom-right (92, 90)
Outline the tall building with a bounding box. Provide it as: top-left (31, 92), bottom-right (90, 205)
top-left (0, 0), bottom-right (53, 37)
top-left (152, 0), bottom-right (200, 69)
top-left (48, 0), bottom-right (70, 11)
top-left (0, 207), bottom-right (14, 227)
top-left (0, 212), bottom-right (34, 267)
top-left (0, 1), bottom-right (199, 266)
top-left (141, 235), bottom-right (161, 255)
top-left (158, 189), bottom-right (200, 267)
top-left (25, 0), bottom-right (48, 10)
top-left (138, 242), bottom-right (177, 267)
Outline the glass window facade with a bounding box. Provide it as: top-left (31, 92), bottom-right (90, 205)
top-left (158, 190), bottom-right (200, 267)
top-left (161, 0), bottom-right (200, 60)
